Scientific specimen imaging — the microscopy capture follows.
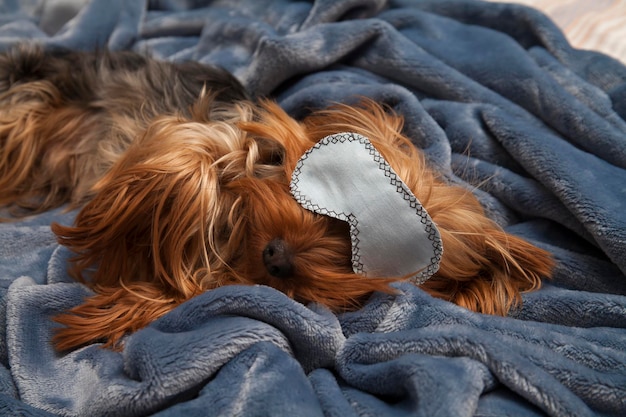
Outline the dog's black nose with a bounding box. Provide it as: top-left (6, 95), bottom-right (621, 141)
top-left (263, 238), bottom-right (293, 278)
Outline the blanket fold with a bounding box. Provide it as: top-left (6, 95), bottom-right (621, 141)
top-left (1, 0), bottom-right (626, 416)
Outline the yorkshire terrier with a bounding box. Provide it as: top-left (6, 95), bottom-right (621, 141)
top-left (0, 45), bottom-right (554, 351)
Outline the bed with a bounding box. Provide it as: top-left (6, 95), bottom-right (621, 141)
top-left (1, 0), bottom-right (625, 416)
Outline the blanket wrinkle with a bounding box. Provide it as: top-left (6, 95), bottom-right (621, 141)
top-left (38, 0), bottom-right (88, 36)
top-left (449, 155), bottom-right (586, 232)
top-left (339, 353), bottom-right (495, 417)
top-left (144, 285), bottom-right (346, 373)
top-left (394, 0), bottom-right (621, 96)
top-left (511, 285), bottom-right (626, 329)
top-left (396, 0), bottom-right (572, 55)
top-left (141, 9), bottom-right (212, 39)
top-left (336, 328), bottom-right (619, 417)
top-left (59, 0), bottom-right (145, 50)
top-left (242, 19), bottom-right (405, 96)
top-left (336, 284), bottom-right (626, 414)
top-left (301, 0), bottom-right (386, 29)
top-left (307, 369), bottom-right (360, 417)
top-left (151, 342), bottom-right (326, 417)
top-left (528, 47), bottom-right (625, 127)
top-left (377, 8), bottom-right (626, 169)
top-left (481, 108), bottom-right (626, 273)
top-left (275, 70), bottom-right (454, 173)
top-left (1, 0), bottom-right (626, 416)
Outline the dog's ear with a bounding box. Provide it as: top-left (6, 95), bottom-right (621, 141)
top-left (419, 183), bottom-right (554, 314)
top-left (53, 116), bottom-right (239, 294)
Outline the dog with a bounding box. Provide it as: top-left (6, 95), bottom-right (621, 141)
top-left (0, 45), bottom-right (554, 351)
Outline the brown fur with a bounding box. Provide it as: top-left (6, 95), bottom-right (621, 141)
top-left (0, 44), bottom-right (248, 215)
top-left (0, 45), bottom-right (554, 351)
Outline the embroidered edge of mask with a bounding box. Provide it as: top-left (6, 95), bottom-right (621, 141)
top-left (290, 132), bottom-right (442, 284)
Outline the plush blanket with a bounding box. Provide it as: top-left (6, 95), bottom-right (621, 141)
top-left (1, 0), bottom-right (626, 416)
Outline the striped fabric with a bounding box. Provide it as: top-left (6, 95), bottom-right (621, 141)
top-left (487, 0), bottom-right (626, 64)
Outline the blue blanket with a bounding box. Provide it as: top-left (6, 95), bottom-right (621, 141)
top-left (1, 0), bottom-right (626, 416)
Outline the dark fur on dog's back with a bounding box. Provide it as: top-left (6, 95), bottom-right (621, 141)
top-left (0, 44), bottom-right (248, 216)
top-left (0, 45), bottom-right (247, 109)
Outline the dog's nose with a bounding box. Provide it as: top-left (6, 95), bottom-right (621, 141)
top-left (263, 238), bottom-right (294, 278)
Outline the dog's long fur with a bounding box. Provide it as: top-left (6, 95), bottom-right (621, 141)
top-left (0, 45), bottom-right (554, 351)
top-left (0, 45), bottom-right (248, 215)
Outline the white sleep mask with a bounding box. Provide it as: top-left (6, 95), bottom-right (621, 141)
top-left (290, 132), bottom-right (442, 283)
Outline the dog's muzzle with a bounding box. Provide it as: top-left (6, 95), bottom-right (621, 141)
top-left (263, 238), bottom-right (294, 278)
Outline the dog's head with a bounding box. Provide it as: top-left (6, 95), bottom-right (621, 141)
top-left (52, 98), bottom-right (399, 341)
